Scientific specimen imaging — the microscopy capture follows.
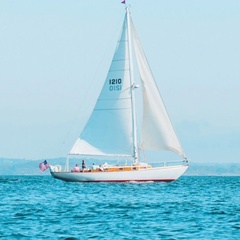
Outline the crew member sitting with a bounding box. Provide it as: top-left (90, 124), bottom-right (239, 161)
top-left (72, 164), bottom-right (80, 172)
top-left (92, 163), bottom-right (99, 170)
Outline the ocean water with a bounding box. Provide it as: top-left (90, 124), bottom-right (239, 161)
top-left (0, 176), bottom-right (239, 239)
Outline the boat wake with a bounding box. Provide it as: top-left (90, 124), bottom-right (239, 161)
top-left (128, 180), bottom-right (155, 184)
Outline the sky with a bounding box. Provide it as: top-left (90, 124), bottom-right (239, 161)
top-left (0, 0), bottom-right (239, 163)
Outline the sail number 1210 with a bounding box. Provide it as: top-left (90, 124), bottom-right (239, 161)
top-left (109, 78), bottom-right (122, 91)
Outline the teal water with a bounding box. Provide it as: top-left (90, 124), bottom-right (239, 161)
top-left (0, 176), bottom-right (239, 239)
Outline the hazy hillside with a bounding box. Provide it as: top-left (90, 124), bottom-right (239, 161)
top-left (0, 158), bottom-right (66, 175)
top-left (184, 162), bottom-right (240, 176)
top-left (0, 158), bottom-right (239, 176)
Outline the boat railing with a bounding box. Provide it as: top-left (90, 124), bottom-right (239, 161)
top-left (154, 161), bottom-right (189, 167)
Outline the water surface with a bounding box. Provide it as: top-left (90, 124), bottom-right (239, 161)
top-left (0, 176), bottom-right (239, 239)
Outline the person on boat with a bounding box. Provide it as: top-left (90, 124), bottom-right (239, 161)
top-left (92, 163), bottom-right (100, 170)
top-left (82, 160), bottom-right (86, 171)
top-left (72, 164), bottom-right (80, 172)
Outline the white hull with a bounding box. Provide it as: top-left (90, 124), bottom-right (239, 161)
top-left (50, 164), bottom-right (188, 182)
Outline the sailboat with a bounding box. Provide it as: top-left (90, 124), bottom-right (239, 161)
top-left (50, 7), bottom-right (189, 182)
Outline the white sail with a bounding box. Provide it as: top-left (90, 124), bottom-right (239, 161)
top-left (130, 18), bottom-right (186, 159)
top-left (70, 138), bottom-right (105, 156)
top-left (69, 14), bottom-right (134, 157)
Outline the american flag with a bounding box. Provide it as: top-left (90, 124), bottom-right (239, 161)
top-left (39, 160), bottom-right (49, 172)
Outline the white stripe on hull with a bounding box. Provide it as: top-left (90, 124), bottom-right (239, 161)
top-left (50, 165), bottom-right (188, 182)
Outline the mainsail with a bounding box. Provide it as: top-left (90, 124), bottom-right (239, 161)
top-left (70, 13), bottom-right (134, 157)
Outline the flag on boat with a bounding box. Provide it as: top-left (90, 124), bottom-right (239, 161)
top-left (39, 160), bottom-right (49, 172)
top-left (121, 0), bottom-right (126, 4)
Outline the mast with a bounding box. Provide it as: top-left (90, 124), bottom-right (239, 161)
top-left (126, 7), bottom-right (139, 162)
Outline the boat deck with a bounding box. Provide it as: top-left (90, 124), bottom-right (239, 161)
top-left (72, 164), bottom-right (153, 173)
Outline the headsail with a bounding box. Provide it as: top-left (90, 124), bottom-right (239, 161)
top-left (130, 17), bottom-right (187, 159)
top-left (70, 13), bottom-right (134, 157)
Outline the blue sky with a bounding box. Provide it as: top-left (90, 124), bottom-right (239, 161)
top-left (0, 0), bottom-right (239, 163)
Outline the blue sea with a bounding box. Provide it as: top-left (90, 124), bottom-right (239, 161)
top-left (0, 176), bottom-right (239, 239)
